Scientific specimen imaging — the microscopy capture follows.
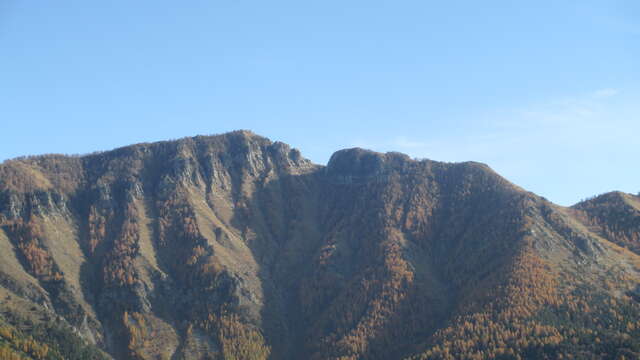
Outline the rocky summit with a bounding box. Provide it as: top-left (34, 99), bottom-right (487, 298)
top-left (0, 131), bottom-right (638, 360)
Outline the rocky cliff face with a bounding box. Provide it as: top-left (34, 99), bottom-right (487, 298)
top-left (0, 131), bottom-right (638, 360)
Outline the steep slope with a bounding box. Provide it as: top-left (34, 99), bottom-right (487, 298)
top-left (0, 131), bottom-right (638, 360)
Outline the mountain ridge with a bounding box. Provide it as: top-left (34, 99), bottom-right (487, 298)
top-left (0, 131), bottom-right (638, 360)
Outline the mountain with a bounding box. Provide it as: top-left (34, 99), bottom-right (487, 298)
top-left (0, 131), bottom-right (638, 360)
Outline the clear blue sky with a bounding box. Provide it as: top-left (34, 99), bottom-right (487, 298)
top-left (1, 1), bottom-right (638, 205)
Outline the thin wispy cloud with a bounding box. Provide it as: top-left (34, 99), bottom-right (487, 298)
top-left (357, 87), bottom-right (629, 157)
top-left (591, 88), bottom-right (619, 99)
top-left (379, 89), bottom-right (619, 161)
top-left (506, 88), bottom-right (624, 134)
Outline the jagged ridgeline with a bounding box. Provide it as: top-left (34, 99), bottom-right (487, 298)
top-left (0, 130), bottom-right (638, 360)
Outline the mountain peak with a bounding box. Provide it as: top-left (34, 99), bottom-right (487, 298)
top-left (326, 147), bottom-right (413, 179)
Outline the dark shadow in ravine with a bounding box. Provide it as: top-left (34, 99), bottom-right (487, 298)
top-left (228, 169), bottom-right (326, 360)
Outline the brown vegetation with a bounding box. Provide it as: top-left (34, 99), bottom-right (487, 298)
top-left (0, 132), bottom-right (638, 360)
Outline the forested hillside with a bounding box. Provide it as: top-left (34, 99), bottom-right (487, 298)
top-left (0, 131), bottom-right (638, 359)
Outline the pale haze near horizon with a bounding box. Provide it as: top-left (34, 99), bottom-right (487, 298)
top-left (0, 1), bottom-right (638, 206)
